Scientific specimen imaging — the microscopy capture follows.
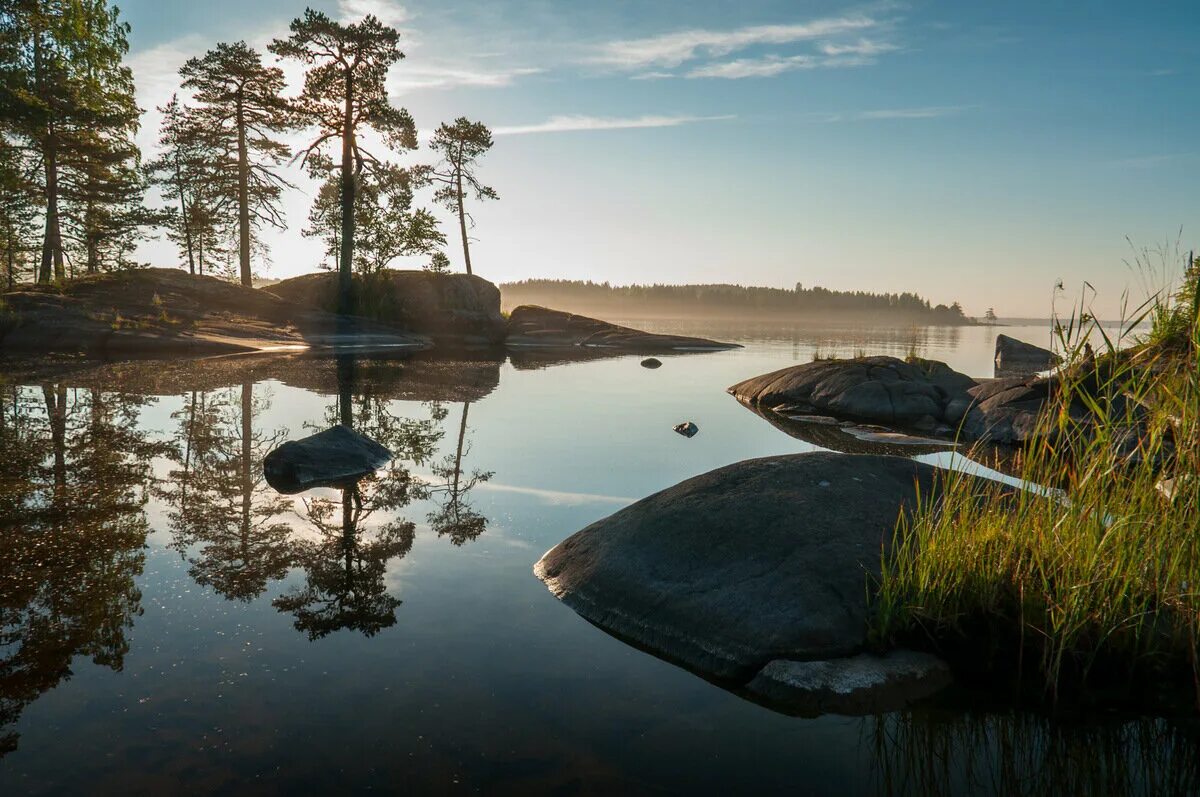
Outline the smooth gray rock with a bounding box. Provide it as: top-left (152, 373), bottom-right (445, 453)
top-left (534, 452), bottom-right (943, 680)
top-left (673, 421), bottom-right (699, 438)
top-left (263, 425), bottom-right (392, 494)
top-left (745, 650), bottom-right (952, 716)
top-left (728, 356), bottom-right (976, 428)
top-left (994, 334), bottom-right (1061, 376)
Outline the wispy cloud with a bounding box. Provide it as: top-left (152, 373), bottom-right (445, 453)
top-left (686, 53), bottom-right (876, 79)
top-left (816, 105), bottom-right (972, 122)
top-left (389, 64), bottom-right (542, 92)
top-left (338, 0), bottom-right (410, 29)
top-left (492, 113), bottom-right (734, 136)
top-left (592, 15), bottom-right (879, 69)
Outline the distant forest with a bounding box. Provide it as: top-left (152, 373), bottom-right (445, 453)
top-left (501, 280), bottom-right (974, 324)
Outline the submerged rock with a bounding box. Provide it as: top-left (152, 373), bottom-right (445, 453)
top-left (673, 421), bottom-right (699, 438)
top-left (994, 334), bottom-right (1061, 376)
top-left (728, 356), bottom-right (976, 428)
top-left (263, 425), bottom-right (392, 494)
top-left (506, 305), bottom-right (740, 352)
top-left (745, 650), bottom-right (952, 716)
top-left (534, 452), bottom-right (943, 682)
top-left (640, 357), bottom-right (663, 369)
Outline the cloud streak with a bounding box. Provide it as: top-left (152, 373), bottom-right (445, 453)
top-left (338, 0), bottom-right (410, 29)
top-left (592, 15), bottom-right (879, 69)
top-left (685, 53), bottom-right (874, 79)
top-left (491, 113), bottom-right (734, 136)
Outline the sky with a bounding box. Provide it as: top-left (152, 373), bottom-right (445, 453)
top-left (120, 0), bottom-right (1199, 317)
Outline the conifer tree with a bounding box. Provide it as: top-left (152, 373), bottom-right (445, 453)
top-left (271, 9), bottom-right (416, 313)
top-left (180, 42), bottom-right (294, 287)
top-left (425, 118), bottom-right (496, 276)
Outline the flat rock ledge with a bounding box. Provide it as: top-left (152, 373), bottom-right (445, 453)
top-left (744, 651), bottom-right (952, 716)
top-left (534, 452), bottom-right (953, 715)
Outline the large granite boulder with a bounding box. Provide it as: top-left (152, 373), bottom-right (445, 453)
top-left (994, 334), bottom-right (1061, 376)
top-left (0, 268), bottom-right (428, 358)
top-left (263, 425), bottom-right (392, 494)
top-left (506, 305), bottom-right (740, 351)
top-left (728, 356), bottom-right (976, 429)
top-left (265, 270), bottom-right (506, 345)
top-left (535, 453), bottom-right (943, 683)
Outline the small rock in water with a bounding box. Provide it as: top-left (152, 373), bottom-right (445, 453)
top-left (264, 425), bottom-right (393, 494)
top-left (673, 421), bottom-right (699, 438)
top-left (641, 358), bottom-right (663, 369)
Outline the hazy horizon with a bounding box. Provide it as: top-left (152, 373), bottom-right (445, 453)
top-left (121, 0), bottom-right (1199, 317)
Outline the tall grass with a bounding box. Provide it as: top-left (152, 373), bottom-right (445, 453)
top-left (873, 271), bottom-right (1200, 706)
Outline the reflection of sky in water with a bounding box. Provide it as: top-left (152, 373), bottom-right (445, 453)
top-left (0, 321), bottom-right (1190, 795)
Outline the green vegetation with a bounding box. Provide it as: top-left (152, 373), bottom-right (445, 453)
top-left (502, 279), bottom-right (972, 324)
top-left (422, 118), bottom-right (497, 277)
top-left (874, 267), bottom-right (1200, 707)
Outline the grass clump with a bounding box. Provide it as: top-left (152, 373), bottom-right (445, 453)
top-left (873, 278), bottom-right (1200, 708)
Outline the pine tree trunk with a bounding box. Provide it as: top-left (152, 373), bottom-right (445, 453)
top-left (236, 93), bottom-right (251, 287)
top-left (455, 141), bottom-right (471, 276)
top-left (338, 75), bottom-right (356, 315)
top-left (39, 126), bottom-right (63, 283)
top-left (175, 150), bottom-right (195, 275)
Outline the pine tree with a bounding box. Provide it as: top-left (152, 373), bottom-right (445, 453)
top-left (0, 0), bottom-right (145, 282)
top-left (0, 139), bottom-right (38, 288)
top-left (179, 42), bottom-right (295, 286)
top-left (304, 159), bottom-right (443, 274)
top-left (145, 94), bottom-right (234, 276)
top-left (270, 9), bottom-right (416, 313)
top-left (424, 118), bottom-right (496, 276)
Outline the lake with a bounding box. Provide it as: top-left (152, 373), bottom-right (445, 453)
top-left (1, 320), bottom-right (1195, 795)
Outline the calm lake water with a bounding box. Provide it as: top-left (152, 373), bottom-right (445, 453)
top-left (1, 321), bottom-right (1195, 795)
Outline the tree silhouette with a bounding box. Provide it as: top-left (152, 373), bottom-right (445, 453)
top-left (271, 9), bottom-right (416, 314)
top-left (179, 41), bottom-right (295, 286)
top-left (424, 118), bottom-right (497, 276)
top-left (303, 159), bottom-right (443, 274)
top-left (0, 0), bottom-right (144, 281)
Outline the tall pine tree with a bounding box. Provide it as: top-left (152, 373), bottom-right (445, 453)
top-left (179, 42), bottom-right (294, 287)
top-left (270, 9), bottom-right (416, 314)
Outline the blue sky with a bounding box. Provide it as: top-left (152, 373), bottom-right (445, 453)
top-left (121, 0), bottom-right (1199, 317)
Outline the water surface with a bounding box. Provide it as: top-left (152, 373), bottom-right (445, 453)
top-left (1, 321), bottom-right (1194, 795)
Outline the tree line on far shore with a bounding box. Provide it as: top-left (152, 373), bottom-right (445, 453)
top-left (501, 280), bottom-right (973, 324)
top-left (0, 3), bottom-right (497, 312)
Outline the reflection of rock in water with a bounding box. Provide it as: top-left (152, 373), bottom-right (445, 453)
top-left (743, 402), bottom-right (954, 457)
top-left (13, 349), bottom-right (504, 404)
top-left (0, 385), bottom-right (162, 756)
top-left (867, 710), bottom-right (1200, 796)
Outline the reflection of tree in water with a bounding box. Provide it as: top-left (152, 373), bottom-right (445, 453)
top-left (0, 384), bottom-right (162, 757)
top-left (160, 382), bottom-right (293, 601)
top-left (274, 355), bottom-right (468, 639)
top-left (425, 401), bottom-right (492, 546)
top-left (867, 710), bottom-right (1200, 796)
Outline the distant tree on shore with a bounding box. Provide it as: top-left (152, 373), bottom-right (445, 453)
top-left (424, 118), bottom-right (496, 277)
top-left (985, 307), bottom-right (998, 322)
top-left (180, 42), bottom-right (295, 287)
top-left (501, 280), bottom-right (973, 324)
top-left (271, 10), bottom-right (416, 314)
